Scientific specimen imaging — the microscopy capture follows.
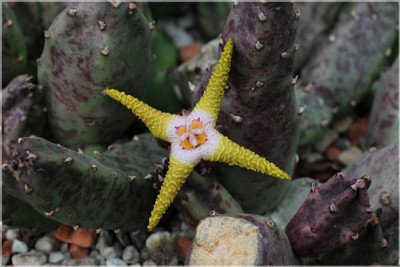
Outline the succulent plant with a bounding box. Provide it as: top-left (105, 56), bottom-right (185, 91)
top-left (377, 222), bottom-right (399, 265)
top-left (7, 2), bottom-right (70, 80)
top-left (343, 142), bottom-right (398, 229)
top-left (2, 2), bottom-right (28, 86)
top-left (309, 213), bottom-right (388, 265)
top-left (38, 2), bottom-right (69, 30)
top-left (292, 2), bottom-right (344, 74)
top-left (2, 133), bottom-right (167, 232)
top-left (186, 213), bottom-right (300, 265)
top-left (2, 190), bottom-right (59, 233)
top-left (195, 1), bottom-right (300, 214)
top-left (296, 2), bottom-right (398, 146)
top-left (2, 2), bottom-right (398, 265)
top-left (37, 2), bottom-right (152, 148)
top-left (8, 2), bottom-right (43, 76)
top-left (367, 57), bottom-right (399, 149)
top-left (2, 75), bottom-right (45, 161)
top-left (264, 177), bottom-right (317, 227)
top-left (178, 171), bottom-right (244, 227)
top-left (285, 173), bottom-right (373, 257)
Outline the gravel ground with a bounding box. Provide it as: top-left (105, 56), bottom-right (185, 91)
top-left (2, 221), bottom-right (194, 266)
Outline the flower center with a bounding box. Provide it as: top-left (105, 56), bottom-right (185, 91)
top-left (175, 118), bottom-right (208, 149)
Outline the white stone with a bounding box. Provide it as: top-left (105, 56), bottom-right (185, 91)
top-left (12, 252), bottom-right (47, 266)
top-left (5, 229), bottom-right (19, 241)
top-left (49, 251), bottom-right (64, 263)
top-left (338, 146), bottom-right (363, 166)
top-left (106, 258), bottom-right (127, 266)
top-left (100, 243), bottom-right (122, 259)
top-left (35, 235), bottom-right (59, 253)
top-left (143, 259), bottom-right (157, 266)
top-left (122, 245), bottom-right (140, 264)
top-left (60, 242), bottom-right (69, 252)
top-left (2, 255), bottom-right (10, 266)
top-left (12, 239), bottom-right (28, 253)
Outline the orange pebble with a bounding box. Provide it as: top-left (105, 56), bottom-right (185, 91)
top-left (2, 240), bottom-right (12, 256)
top-left (69, 243), bottom-right (89, 260)
top-left (175, 237), bottom-right (192, 259)
top-left (348, 117), bottom-right (368, 146)
top-left (179, 43), bottom-right (200, 62)
top-left (70, 229), bottom-right (97, 248)
top-left (326, 146), bottom-right (341, 161)
top-left (55, 224), bottom-right (74, 243)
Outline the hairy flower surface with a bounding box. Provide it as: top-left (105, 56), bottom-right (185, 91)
top-left (104, 39), bottom-right (290, 231)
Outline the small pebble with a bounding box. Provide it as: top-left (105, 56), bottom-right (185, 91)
top-left (115, 231), bottom-right (131, 247)
top-left (100, 243), bottom-right (122, 259)
top-left (106, 258), bottom-right (127, 266)
top-left (96, 254), bottom-right (106, 265)
top-left (303, 152), bottom-right (324, 164)
top-left (62, 257), bottom-right (97, 266)
top-left (326, 146), bottom-right (341, 161)
top-left (314, 129), bottom-right (338, 153)
top-left (122, 245), bottom-right (140, 264)
top-left (89, 250), bottom-right (99, 257)
top-left (2, 255), bottom-right (10, 266)
top-left (332, 116), bottom-right (353, 133)
top-left (96, 230), bottom-right (115, 248)
top-left (89, 249), bottom-right (105, 264)
top-left (333, 137), bottom-right (352, 150)
top-left (55, 224), bottom-right (74, 243)
top-left (49, 251), bottom-right (65, 263)
top-left (3, 240), bottom-right (12, 256)
top-left (5, 229), bottom-right (20, 241)
top-left (143, 259), bottom-right (157, 266)
top-left (69, 243), bottom-right (89, 259)
top-left (140, 246), bottom-right (150, 262)
top-left (12, 239), bottom-right (28, 253)
top-left (180, 43), bottom-right (200, 62)
top-left (60, 242), bottom-right (69, 252)
top-left (35, 235), bottom-right (59, 253)
top-left (130, 231), bottom-right (147, 250)
top-left (348, 117), bottom-right (369, 145)
top-left (175, 236), bottom-right (192, 260)
top-left (12, 251), bottom-right (47, 266)
top-left (338, 146), bottom-right (363, 166)
top-left (70, 228), bottom-right (97, 248)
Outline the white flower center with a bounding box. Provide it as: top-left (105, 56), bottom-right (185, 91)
top-left (166, 110), bottom-right (220, 164)
top-left (175, 118), bottom-right (208, 149)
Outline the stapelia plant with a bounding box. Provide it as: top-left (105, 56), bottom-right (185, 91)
top-left (104, 38), bottom-right (289, 231)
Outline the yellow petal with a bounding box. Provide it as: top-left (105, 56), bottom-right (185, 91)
top-left (147, 156), bottom-right (197, 231)
top-left (194, 38), bottom-right (233, 121)
top-left (206, 134), bottom-right (290, 180)
top-left (103, 89), bottom-right (174, 141)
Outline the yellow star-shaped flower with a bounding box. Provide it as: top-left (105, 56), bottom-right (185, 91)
top-left (104, 38), bottom-right (290, 231)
